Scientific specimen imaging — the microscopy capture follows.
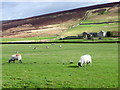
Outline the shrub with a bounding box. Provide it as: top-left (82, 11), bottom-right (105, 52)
top-left (106, 31), bottom-right (113, 37)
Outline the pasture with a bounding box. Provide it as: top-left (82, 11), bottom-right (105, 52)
top-left (2, 43), bottom-right (118, 88)
top-left (2, 36), bottom-right (56, 42)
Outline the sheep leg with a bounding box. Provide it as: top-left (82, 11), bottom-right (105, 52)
top-left (84, 61), bottom-right (87, 68)
top-left (8, 59), bottom-right (11, 63)
top-left (19, 60), bottom-right (22, 63)
top-left (13, 60), bottom-right (15, 63)
top-left (84, 64), bottom-right (87, 68)
top-left (90, 63), bottom-right (92, 66)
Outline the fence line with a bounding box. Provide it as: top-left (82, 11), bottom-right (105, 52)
top-left (1, 41), bottom-right (119, 44)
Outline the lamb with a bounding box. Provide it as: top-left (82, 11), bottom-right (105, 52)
top-left (8, 54), bottom-right (22, 63)
top-left (78, 54), bottom-right (92, 67)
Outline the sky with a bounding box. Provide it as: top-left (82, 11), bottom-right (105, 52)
top-left (0, 0), bottom-right (119, 21)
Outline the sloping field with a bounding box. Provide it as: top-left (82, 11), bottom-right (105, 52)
top-left (2, 43), bottom-right (118, 88)
top-left (82, 6), bottom-right (119, 23)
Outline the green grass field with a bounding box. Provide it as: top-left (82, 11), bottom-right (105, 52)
top-left (2, 36), bottom-right (56, 42)
top-left (2, 43), bottom-right (118, 88)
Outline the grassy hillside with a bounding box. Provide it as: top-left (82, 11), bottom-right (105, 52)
top-left (2, 43), bottom-right (118, 88)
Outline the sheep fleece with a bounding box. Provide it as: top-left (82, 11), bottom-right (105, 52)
top-left (79, 54), bottom-right (92, 66)
top-left (11, 54), bottom-right (22, 60)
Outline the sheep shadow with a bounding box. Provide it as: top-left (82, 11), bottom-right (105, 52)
top-left (2, 62), bottom-right (38, 65)
top-left (20, 62), bottom-right (38, 64)
top-left (68, 65), bottom-right (79, 68)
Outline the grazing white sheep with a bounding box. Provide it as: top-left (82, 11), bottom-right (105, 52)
top-left (51, 43), bottom-right (55, 45)
top-left (29, 45), bottom-right (31, 47)
top-left (46, 46), bottom-right (49, 49)
top-left (78, 54), bottom-right (92, 67)
top-left (59, 45), bottom-right (62, 48)
top-left (8, 54), bottom-right (22, 63)
top-left (33, 47), bottom-right (37, 49)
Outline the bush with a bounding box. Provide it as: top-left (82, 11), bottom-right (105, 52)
top-left (106, 31), bottom-right (113, 37)
top-left (106, 31), bottom-right (120, 37)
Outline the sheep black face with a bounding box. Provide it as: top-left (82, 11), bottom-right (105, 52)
top-left (78, 62), bottom-right (82, 67)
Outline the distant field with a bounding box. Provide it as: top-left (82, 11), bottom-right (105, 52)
top-left (61, 23), bottom-right (118, 37)
top-left (2, 43), bottom-right (118, 88)
top-left (2, 37), bottom-right (56, 42)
